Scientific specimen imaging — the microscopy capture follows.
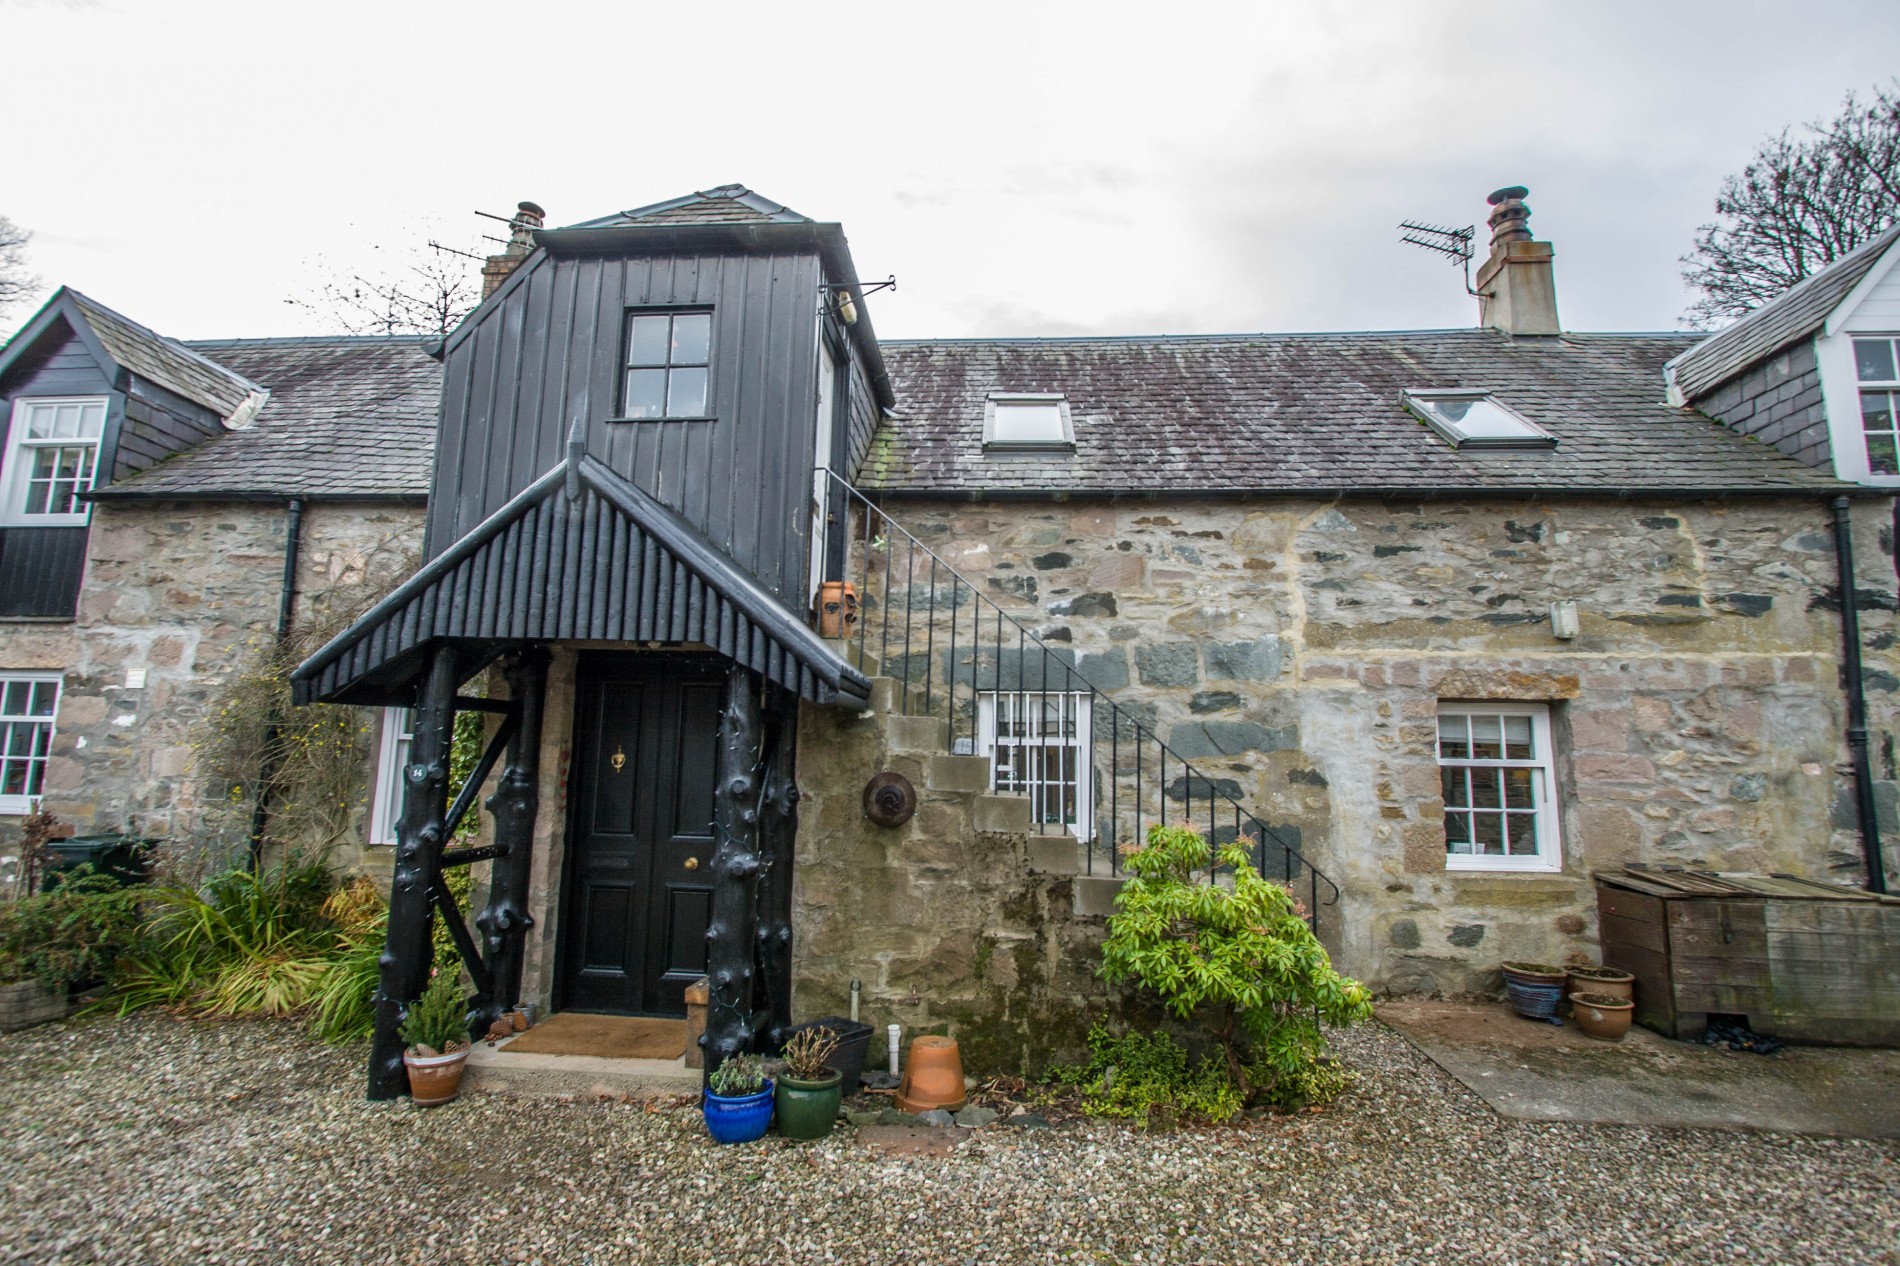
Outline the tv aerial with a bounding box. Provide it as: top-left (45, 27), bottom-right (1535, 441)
top-left (1398, 219), bottom-right (1481, 296)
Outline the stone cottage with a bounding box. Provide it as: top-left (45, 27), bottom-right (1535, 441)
top-left (3, 184), bottom-right (1893, 1086)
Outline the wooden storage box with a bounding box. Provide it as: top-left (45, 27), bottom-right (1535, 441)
top-left (1596, 870), bottom-right (1900, 1046)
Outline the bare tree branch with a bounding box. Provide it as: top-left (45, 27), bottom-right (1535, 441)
top-left (286, 236), bottom-right (484, 338)
top-left (1682, 83), bottom-right (1900, 327)
top-left (0, 214), bottom-right (41, 317)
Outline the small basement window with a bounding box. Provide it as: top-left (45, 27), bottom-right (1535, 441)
top-left (984, 393), bottom-right (1074, 450)
top-left (1403, 389), bottom-right (1555, 450)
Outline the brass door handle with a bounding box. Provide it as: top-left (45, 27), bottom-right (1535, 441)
top-left (683, 857), bottom-right (699, 871)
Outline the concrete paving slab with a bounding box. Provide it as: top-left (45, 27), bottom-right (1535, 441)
top-left (462, 1032), bottom-right (701, 1099)
top-left (1380, 998), bottom-right (1900, 1138)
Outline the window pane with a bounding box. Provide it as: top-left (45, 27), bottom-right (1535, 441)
top-left (1504, 767), bottom-right (1535, 809)
top-left (1445, 811), bottom-right (1473, 853)
top-left (627, 315), bottom-right (671, 366)
top-left (671, 313), bottom-right (711, 365)
top-left (1863, 390), bottom-right (1895, 433)
top-left (1856, 339), bottom-right (1897, 383)
top-left (1473, 813), bottom-right (1505, 855)
top-left (1471, 768), bottom-right (1503, 810)
top-left (2, 681), bottom-right (24, 716)
top-left (991, 402), bottom-right (1065, 444)
top-left (1438, 714), bottom-right (1469, 759)
top-left (2, 760), bottom-right (23, 796)
top-left (29, 682), bottom-right (56, 716)
top-left (1506, 813), bottom-right (1540, 856)
top-left (1441, 766), bottom-right (1469, 808)
top-left (1504, 714), bottom-right (1533, 760)
top-left (1470, 714), bottom-right (1502, 759)
top-left (5, 722), bottom-right (29, 755)
top-left (1868, 429), bottom-right (1900, 476)
top-left (667, 367), bottom-right (709, 417)
top-left (624, 368), bottom-right (667, 418)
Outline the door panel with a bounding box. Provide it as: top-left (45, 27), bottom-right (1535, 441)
top-left (560, 655), bottom-right (723, 1016)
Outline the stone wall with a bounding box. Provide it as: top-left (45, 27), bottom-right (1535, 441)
top-left (1694, 338), bottom-right (1830, 470)
top-left (858, 493), bottom-right (1899, 994)
top-left (0, 498), bottom-right (424, 877)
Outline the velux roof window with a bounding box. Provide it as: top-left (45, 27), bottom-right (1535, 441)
top-left (1402, 389), bottom-right (1556, 450)
top-left (984, 393), bottom-right (1074, 451)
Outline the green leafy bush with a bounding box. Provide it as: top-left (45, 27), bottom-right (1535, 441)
top-left (1100, 823), bottom-right (1373, 1110)
top-left (0, 869), bottom-right (148, 990)
top-left (398, 970), bottom-right (469, 1052)
top-left (1052, 1024), bottom-right (1242, 1126)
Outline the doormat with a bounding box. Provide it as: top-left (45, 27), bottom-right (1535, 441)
top-left (503, 1013), bottom-right (687, 1060)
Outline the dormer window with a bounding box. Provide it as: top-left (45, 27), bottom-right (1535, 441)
top-left (2, 396), bottom-right (108, 526)
top-left (1402, 389), bottom-right (1556, 450)
top-left (1854, 337), bottom-right (1900, 475)
top-left (621, 311), bottom-right (712, 419)
top-left (984, 393), bottom-right (1074, 451)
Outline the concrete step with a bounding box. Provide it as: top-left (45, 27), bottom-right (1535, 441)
top-left (1026, 833), bottom-right (1087, 873)
top-left (1072, 874), bottom-right (1128, 919)
top-left (925, 753), bottom-right (993, 793)
top-left (885, 713), bottom-right (949, 753)
top-left (462, 1036), bottom-right (702, 1099)
top-left (974, 793), bottom-right (1033, 835)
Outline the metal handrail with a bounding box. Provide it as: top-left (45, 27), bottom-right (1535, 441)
top-left (813, 469), bottom-right (1341, 919)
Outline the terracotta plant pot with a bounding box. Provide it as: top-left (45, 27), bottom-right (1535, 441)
top-left (404, 1045), bottom-right (471, 1105)
top-left (774, 1068), bottom-right (843, 1140)
top-left (1566, 966), bottom-right (1634, 1004)
top-left (895, 1035), bottom-right (967, 1113)
top-left (1570, 992), bottom-right (1635, 1041)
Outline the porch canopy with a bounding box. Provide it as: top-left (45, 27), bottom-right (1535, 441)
top-left (289, 446), bottom-right (872, 709)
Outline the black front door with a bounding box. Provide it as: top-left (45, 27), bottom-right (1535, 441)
top-left (559, 654), bottom-right (722, 1016)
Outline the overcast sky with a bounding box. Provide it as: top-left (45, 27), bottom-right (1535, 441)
top-left (4, 0), bottom-right (1898, 344)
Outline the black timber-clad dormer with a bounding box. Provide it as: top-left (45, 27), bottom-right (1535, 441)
top-left (425, 185), bottom-right (895, 602)
top-left (0, 289), bottom-right (265, 618)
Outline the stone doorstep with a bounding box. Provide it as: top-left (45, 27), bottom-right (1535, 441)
top-left (462, 1036), bottom-right (702, 1099)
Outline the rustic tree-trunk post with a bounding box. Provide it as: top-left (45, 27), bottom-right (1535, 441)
top-left (368, 646), bottom-right (459, 1100)
top-left (703, 666), bottom-right (765, 1082)
top-left (475, 647), bottom-right (547, 1037)
top-left (754, 699), bottom-right (799, 1049)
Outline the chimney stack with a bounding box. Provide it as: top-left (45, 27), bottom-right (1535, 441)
top-left (481, 200), bottom-right (546, 299)
top-left (1475, 186), bottom-right (1560, 336)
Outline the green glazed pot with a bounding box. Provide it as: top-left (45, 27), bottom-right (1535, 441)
top-left (774, 1068), bottom-right (843, 1140)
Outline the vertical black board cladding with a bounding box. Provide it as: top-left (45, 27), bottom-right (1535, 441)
top-left (429, 245), bottom-right (824, 606)
top-left (0, 527), bottom-right (87, 618)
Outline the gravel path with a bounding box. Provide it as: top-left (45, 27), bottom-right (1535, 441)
top-left (1, 1013), bottom-right (1895, 1265)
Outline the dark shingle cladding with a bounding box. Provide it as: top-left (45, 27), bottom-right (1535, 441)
top-left (863, 329), bottom-right (1851, 498)
top-left (66, 290), bottom-right (262, 419)
top-left (92, 337), bottom-right (441, 501)
top-left (1666, 225), bottom-right (1900, 403)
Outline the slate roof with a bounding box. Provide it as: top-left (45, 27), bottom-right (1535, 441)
top-left (862, 330), bottom-right (1849, 497)
top-left (1667, 225), bottom-right (1900, 402)
top-left (65, 290), bottom-right (263, 420)
top-left (93, 337), bottom-right (441, 500)
top-left (561, 185), bottom-right (813, 230)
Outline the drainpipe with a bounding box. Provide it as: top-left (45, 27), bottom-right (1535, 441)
top-left (1830, 496), bottom-right (1889, 894)
top-left (247, 498), bottom-right (305, 872)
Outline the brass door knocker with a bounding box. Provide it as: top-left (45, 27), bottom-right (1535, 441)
top-left (610, 744), bottom-right (626, 773)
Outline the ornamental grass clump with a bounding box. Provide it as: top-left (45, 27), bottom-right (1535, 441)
top-left (1099, 823), bottom-right (1373, 1112)
top-left (779, 1026), bottom-right (841, 1081)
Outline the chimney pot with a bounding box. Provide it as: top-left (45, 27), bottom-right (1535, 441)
top-left (1474, 185), bottom-right (1560, 336)
top-left (482, 199), bottom-right (546, 299)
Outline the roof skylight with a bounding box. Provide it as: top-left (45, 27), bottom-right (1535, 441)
top-left (984, 393), bottom-right (1074, 450)
top-left (1402, 389), bottom-right (1556, 450)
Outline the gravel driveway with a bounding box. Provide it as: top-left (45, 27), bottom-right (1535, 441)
top-left (2, 1013), bottom-right (1894, 1265)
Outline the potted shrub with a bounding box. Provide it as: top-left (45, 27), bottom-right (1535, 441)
top-left (1500, 961), bottom-right (1568, 1023)
top-left (774, 1025), bottom-right (843, 1140)
top-left (702, 1053), bottom-right (774, 1144)
top-left (400, 972), bottom-right (472, 1106)
top-left (1569, 991), bottom-right (1636, 1041)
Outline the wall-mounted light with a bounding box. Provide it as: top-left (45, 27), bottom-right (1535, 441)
top-left (1549, 600), bottom-right (1579, 640)
top-left (834, 289), bottom-right (859, 326)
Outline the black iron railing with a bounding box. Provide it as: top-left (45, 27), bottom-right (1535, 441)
top-left (812, 470), bottom-right (1341, 921)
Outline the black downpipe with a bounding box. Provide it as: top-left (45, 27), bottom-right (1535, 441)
top-left (1830, 495), bottom-right (1889, 894)
top-left (247, 498), bottom-right (305, 872)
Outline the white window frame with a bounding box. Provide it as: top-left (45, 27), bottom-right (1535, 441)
top-left (976, 690), bottom-right (1093, 840)
top-left (1401, 389), bottom-right (1556, 450)
top-left (0, 672), bottom-right (62, 815)
top-left (368, 707), bottom-right (413, 846)
top-left (1436, 701), bottom-right (1562, 873)
top-left (2, 396), bottom-right (109, 527)
top-left (983, 393), bottom-right (1074, 451)
top-left (1849, 334), bottom-right (1900, 478)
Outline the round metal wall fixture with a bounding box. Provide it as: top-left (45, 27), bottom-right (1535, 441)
top-left (863, 771), bottom-right (917, 828)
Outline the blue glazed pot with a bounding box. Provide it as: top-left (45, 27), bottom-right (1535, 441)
top-left (702, 1081), bottom-right (775, 1144)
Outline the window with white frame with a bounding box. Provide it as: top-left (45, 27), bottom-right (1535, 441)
top-left (0, 673), bottom-right (61, 814)
top-left (621, 311), bottom-right (712, 419)
top-left (2, 397), bottom-right (108, 526)
top-left (983, 393), bottom-right (1074, 450)
top-left (368, 707), bottom-right (413, 846)
top-left (1854, 336), bottom-right (1900, 476)
top-left (1436, 702), bottom-right (1561, 872)
top-left (977, 691), bottom-right (1093, 838)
